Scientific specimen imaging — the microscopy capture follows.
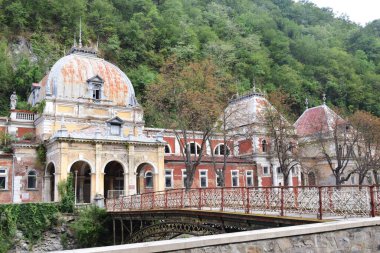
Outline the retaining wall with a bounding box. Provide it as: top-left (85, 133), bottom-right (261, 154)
top-left (58, 217), bottom-right (380, 253)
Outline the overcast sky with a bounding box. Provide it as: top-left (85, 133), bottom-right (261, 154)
top-left (295, 0), bottom-right (380, 26)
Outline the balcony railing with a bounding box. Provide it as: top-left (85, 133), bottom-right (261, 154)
top-left (15, 111), bottom-right (35, 121)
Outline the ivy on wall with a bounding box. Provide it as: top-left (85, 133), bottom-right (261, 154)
top-left (36, 144), bottom-right (47, 166)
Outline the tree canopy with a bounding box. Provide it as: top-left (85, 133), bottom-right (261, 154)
top-left (0, 0), bottom-right (379, 120)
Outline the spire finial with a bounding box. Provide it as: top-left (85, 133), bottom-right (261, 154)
top-left (79, 17), bottom-right (82, 48)
top-left (322, 93), bottom-right (326, 105)
top-left (305, 98), bottom-right (309, 110)
top-left (96, 36), bottom-right (99, 51)
top-left (73, 33), bottom-right (77, 47)
top-left (252, 78), bottom-right (256, 93)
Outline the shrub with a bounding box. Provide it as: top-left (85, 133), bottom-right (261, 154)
top-left (0, 203), bottom-right (59, 246)
top-left (58, 173), bottom-right (75, 213)
top-left (36, 144), bottom-right (46, 166)
top-left (22, 132), bottom-right (35, 140)
top-left (70, 206), bottom-right (110, 248)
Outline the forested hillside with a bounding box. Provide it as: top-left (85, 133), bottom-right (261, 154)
top-left (0, 0), bottom-right (379, 120)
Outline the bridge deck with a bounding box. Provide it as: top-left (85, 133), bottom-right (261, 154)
top-left (107, 185), bottom-right (380, 220)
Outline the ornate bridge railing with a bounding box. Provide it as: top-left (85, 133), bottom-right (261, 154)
top-left (106, 185), bottom-right (380, 220)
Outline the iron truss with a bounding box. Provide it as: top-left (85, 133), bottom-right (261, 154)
top-left (128, 221), bottom-right (222, 243)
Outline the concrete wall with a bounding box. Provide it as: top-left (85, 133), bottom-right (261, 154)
top-left (60, 217), bottom-right (380, 253)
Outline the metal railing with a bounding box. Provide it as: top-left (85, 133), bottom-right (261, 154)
top-left (106, 185), bottom-right (380, 220)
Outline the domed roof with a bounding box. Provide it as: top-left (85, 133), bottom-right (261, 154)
top-left (294, 104), bottom-right (345, 137)
top-left (35, 49), bottom-right (138, 107)
top-left (224, 89), bottom-right (272, 129)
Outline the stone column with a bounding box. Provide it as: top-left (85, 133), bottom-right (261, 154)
top-left (79, 177), bottom-right (84, 203)
top-left (95, 143), bottom-right (103, 196)
top-left (128, 145), bottom-right (136, 195)
top-left (54, 173), bottom-right (60, 201)
top-left (156, 145), bottom-right (165, 191)
top-left (288, 169), bottom-right (293, 186)
top-left (123, 173), bottom-right (128, 196)
top-left (99, 172), bottom-right (105, 197)
top-left (272, 165), bottom-right (278, 186)
top-left (90, 173), bottom-right (96, 203)
top-left (43, 175), bottom-right (51, 202)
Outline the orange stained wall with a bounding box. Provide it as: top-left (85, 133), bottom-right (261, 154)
top-left (239, 139), bottom-right (252, 155)
top-left (163, 137), bottom-right (176, 153)
top-left (17, 127), bottom-right (35, 138)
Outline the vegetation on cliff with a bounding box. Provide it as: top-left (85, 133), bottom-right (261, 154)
top-left (0, 0), bottom-right (378, 120)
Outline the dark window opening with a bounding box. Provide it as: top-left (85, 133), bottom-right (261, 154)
top-left (93, 88), bottom-right (101, 99)
top-left (28, 171), bottom-right (37, 189)
top-left (145, 172), bottom-right (153, 188)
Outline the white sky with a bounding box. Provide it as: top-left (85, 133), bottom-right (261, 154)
top-left (296, 0), bottom-right (380, 26)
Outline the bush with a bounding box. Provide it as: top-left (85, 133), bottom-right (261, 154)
top-left (0, 203), bottom-right (59, 246)
top-left (58, 173), bottom-right (75, 213)
top-left (22, 132), bottom-right (35, 140)
top-left (70, 206), bottom-right (110, 248)
top-left (36, 144), bottom-right (46, 166)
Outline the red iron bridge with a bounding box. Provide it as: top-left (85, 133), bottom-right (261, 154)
top-left (106, 185), bottom-right (380, 220)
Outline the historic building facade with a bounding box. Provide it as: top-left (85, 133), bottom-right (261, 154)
top-left (0, 45), bottom-right (301, 204)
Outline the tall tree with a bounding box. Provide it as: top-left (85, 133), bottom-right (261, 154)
top-left (315, 109), bottom-right (357, 185)
top-left (264, 90), bottom-right (299, 186)
top-left (145, 57), bottom-right (229, 189)
top-left (208, 99), bottom-right (254, 187)
top-left (350, 111), bottom-right (380, 185)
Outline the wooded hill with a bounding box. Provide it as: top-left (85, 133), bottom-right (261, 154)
top-left (0, 0), bottom-right (379, 121)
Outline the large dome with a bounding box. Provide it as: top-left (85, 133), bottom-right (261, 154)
top-left (33, 49), bottom-right (137, 107)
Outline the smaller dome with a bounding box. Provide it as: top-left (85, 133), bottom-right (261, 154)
top-left (294, 105), bottom-right (345, 137)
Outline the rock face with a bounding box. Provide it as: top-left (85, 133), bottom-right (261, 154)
top-left (10, 215), bottom-right (77, 253)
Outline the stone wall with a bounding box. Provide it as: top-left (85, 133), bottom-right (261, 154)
top-left (69, 217), bottom-right (380, 253)
top-left (169, 225), bottom-right (378, 253)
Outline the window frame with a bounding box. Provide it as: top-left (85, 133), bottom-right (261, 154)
top-left (0, 168), bottom-right (8, 190)
top-left (182, 169), bottom-right (187, 188)
top-left (144, 171), bottom-right (153, 188)
top-left (164, 144), bottom-right (172, 154)
top-left (262, 139), bottom-right (267, 153)
top-left (246, 170), bottom-right (254, 187)
top-left (215, 169), bottom-right (222, 187)
top-left (165, 169), bottom-right (173, 188)
top-left (214, 144), bottom-right (230, 156)
top-left (231, 170), bottom-right (239, 187)
top-left (92, 85), bottom-right (101, 100)
top-left (199, 170), bottom-right (208, 188)
top-left (187, 142), bottom-right (201, 156)
top-left (110, 123), bottom-right (121, 136)
top-left (263, 166), bottom-right (270, 176)
top-left (27, 170), bottom-right (37, 190)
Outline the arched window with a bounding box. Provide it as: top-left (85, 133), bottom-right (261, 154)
top-left (214, 144), bottom-right (230, 156)
top-left (27, 170), bottom-right (37, 189)
top-left (145, 171), bottom-right (153, 188)
top-left (262, 140), bottom-right (267, 152)
top-left (186, 143), bottom-right (201, 155)
top-left (164, 145), bottom-right (171, 154)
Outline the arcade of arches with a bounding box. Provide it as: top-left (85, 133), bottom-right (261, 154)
top-left (42, 141), bottom-right (165, 203)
